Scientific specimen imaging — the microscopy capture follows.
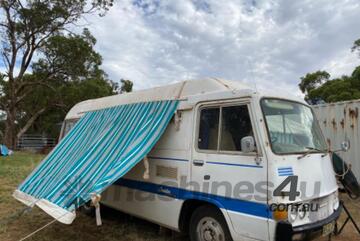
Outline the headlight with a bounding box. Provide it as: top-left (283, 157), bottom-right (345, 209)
top-left (288, 208), bottom-right (298, 223)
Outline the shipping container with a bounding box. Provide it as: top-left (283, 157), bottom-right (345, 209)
top-left (313, 100), bottom-right (360, 180)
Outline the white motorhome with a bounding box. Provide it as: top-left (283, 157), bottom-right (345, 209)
top-left (60, 79), bottom-right (341, 241)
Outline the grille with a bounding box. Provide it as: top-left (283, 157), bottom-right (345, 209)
top-left (156, 165), bottom-right (178, 180)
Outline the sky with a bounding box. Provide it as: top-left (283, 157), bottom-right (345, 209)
top-left (84, 0), bottom-right (360, 96)
top-left (2, 0), bottom-right (360, 96)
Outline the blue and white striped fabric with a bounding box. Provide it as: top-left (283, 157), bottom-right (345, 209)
top-left (14, 100), bottom-right (178, 224)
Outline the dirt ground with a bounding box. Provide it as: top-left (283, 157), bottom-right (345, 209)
top-left (0, 152), bottom-right (359, 241)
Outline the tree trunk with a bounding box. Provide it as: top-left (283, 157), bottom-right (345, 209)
top-left (3, 106), bottom-right (47, 150)
top-left (3, 111), bottom-right (16, 149)
top-left (16, 108), bottom-right (47, 141)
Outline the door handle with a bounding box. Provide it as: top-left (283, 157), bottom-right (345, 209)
top-left (193, 159), bottom-right (204, 166)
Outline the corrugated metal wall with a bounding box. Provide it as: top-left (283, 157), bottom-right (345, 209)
top-left (313, 100), bottom-right (360, 180)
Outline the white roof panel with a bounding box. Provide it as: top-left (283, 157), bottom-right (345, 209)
top-left (65, 78), bottom-right (251, 119)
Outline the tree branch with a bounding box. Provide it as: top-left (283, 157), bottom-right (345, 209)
top-left (16, 107), bottom-right (47, 139)
top-left (1, 52), bottom-right (11, 70)
top-left (15, 88), bottom-right (33, 105)
top-left (16, 79), bottom-right (56, 97)
top-left (17, 35), bottom-right (35, 80)
top-left (3, 3), bottom-right (18, 81)
top-left (0, 100), bottom-right (6, 110)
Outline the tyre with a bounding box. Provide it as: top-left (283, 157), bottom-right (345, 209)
top-left (189, 205), bottom-right (233, 241)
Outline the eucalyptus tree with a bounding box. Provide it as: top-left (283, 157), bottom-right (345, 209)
top-left (0, 0), bottom-right (113, 148)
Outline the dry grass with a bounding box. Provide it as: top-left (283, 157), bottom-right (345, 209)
top-left (0, 152), bottom-right (359, 241)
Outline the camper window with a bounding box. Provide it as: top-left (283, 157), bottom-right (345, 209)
top-left (220, 105), bottom-right (254, 151)
top-left (198, 107), bottom-right (220, 150)
top-left (62, 119), bottom-right (79, 138)
top-left (197, 104), bottom-right (255, 153)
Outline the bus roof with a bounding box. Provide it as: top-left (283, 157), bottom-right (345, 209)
top-left (65, 78), bottom-right (303, 120)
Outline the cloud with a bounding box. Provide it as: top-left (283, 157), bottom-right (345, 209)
top-left (86, 0), bottom-right (360, 95)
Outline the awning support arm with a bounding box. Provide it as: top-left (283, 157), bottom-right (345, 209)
top-left (90, 193), bottom-right (102, 226)
top-left (143, 155), bottom-right (150, 180)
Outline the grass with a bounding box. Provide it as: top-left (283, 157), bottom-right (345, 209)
top-left (0, 152), bottom-right (359, 241)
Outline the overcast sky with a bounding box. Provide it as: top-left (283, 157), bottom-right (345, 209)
top-left (83, 0), bottom-right (360, 96)
top-left (2, 0), bottom-right (359, 96)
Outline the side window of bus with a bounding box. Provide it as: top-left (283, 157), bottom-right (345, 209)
top-left (62, 119), bottom-right (79, 139)
top-left (220, 105), bottom-right (255, 152)
top-left (198, 107), bottom-right (220, 150)
top-left (197, 105), bottom-right (255, 152)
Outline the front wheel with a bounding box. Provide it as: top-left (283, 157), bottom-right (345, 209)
top-left (189, 205), bottom-right (233, 241)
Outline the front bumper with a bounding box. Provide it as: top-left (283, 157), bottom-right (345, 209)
top-left (275, 204), bottom-right (342, 241)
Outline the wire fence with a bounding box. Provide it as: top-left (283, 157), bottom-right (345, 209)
top-left (17, 134), bottom-right (56, 152)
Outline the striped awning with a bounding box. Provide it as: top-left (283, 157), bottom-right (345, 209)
top-left (13, 100), bottom-right (178, 224)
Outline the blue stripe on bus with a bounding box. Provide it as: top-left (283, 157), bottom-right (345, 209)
top-left (114, 178), bottom-right (271, 219)
top-left (146, 157), bottom-right (262, 168)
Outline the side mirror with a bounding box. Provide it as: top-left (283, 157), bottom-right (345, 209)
top-left (341, 140), bottom-right (350, 152)
top-left (241, 136), bottom-right (256, 153)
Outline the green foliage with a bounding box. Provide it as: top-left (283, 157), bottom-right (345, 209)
top-left (32, 28), bottom-right (104, 81)
top-left (17, 30), bottom-right (116, 137)
top-left (26, 78), bottom-right (115, 137)
top-left (119, 79), bottom-right (133, 93)
top-left (308, 77), bottom-right (357, 102)
top-left (350, 66), bottom-right (360, 89)
top-left (299, 71), bottom-right (330, 94)
top-left (302, 70), bottom-right (360, 103)
top-left (352, 39), bottom-right (360, 57)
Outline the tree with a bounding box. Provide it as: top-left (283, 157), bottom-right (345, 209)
top-left (350, 66), bottom-right (360, 89)
top-left (351, 39), bottom-right (360, 57)
top-left (119, 79), bottom-right (133, 93)
top-left (24, 78), bottom-right (115, 138)
top-left (301, 71), bottom-right (360, 104)
top-left (299, 71), bottom-right (330, 96)
top-left (14, 29), bottom-right (115, 140)
top-left (0, 0), bottom-right (113, 148)
top-left (307, 76), bottom-right (360, 103)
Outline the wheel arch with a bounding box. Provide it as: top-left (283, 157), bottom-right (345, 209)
top-left (178, 198), bottom-right (231, 234)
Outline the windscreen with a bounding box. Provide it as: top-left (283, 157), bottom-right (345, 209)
top-left (261, 98), bottom-right (327, 154)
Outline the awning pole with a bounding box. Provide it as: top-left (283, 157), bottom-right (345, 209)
top-left (143, 155), bottom-right (150, 180)
top-left (91, 193), bottom-right (102, 226)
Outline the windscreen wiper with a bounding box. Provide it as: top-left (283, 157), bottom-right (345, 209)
top-left (297, 146), bottom-right (325, 160)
